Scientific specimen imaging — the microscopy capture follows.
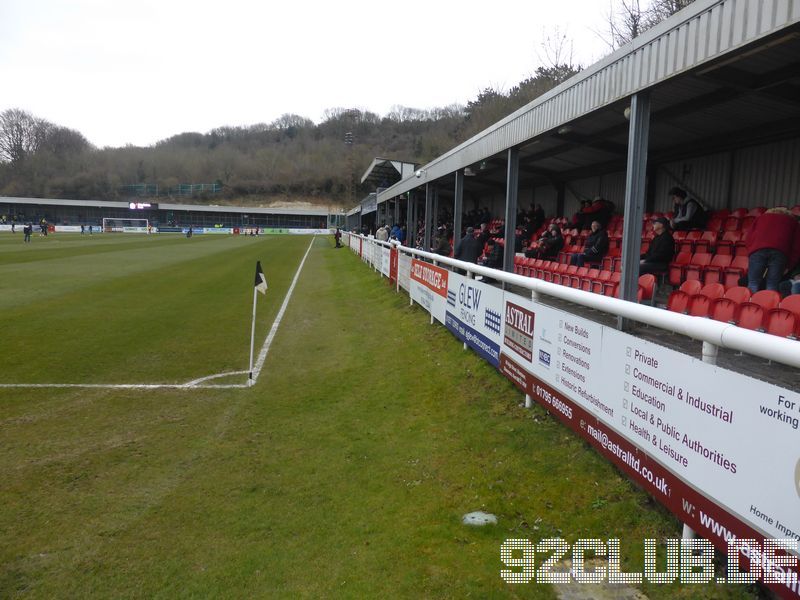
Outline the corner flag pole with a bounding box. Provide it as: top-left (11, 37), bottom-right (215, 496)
top-left (248, 285), bottom-right (258, 386)
top-left (249, 261), bottom-right (268, 387)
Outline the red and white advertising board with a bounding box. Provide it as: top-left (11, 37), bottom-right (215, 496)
top-left (409, 259), bottom-right (449, 324)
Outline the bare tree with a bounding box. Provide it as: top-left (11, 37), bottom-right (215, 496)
top-left (0, 108), bottom-right (51, 163)
top-left (600, 0), bottom-right (696, 51)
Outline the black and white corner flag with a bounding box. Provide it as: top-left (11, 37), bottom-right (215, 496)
top-left (254, 261), bottom-right (268, 294)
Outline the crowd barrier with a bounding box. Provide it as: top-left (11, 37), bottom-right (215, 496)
top-left (345, 232), bottom-right (800, 598)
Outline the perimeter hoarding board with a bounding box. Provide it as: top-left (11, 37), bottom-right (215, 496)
top-left (444, 272), bottom-right (504, 367)
top-left (409, 259), bottom-right (448, 324)
top-left (351, 241), bottom-right (800, 598)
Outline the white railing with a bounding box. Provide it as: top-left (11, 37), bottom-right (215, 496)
top-left (349, 233), bottom-right (800, 370)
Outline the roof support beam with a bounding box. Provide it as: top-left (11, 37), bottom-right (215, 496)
top-left (424, 184), bottom-right (433, 251)
top-left (503, 147), bottom-right (520, 273)
top-left (453, 169), bottom-right (464, 239)
top-left (618, 92), bottom-right (650, 329)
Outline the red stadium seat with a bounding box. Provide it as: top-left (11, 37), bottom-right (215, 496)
top-left (741, 215), bottom-right (756, 231)
top-left (702, 254), bottom-right (733, 285)
top-left (684, 253), bottom-right (713, 282)
top-left (709, 286), bottom-right (751, 324)
top-left (765, 309), bottom-right (798, 338)
top-left (737, 304), bottom-right (767, 331)
top-left (736, 290), bottom-right (781, 332)
top-left (715, 230), bottom-right (742, 255)
top-left (687, 283), bottom-right (725, 317)
top-left (603, 272), bottom-right (621, 296)
top-left (601, 248), bottom-right (621, 272)
top-left (552, 263), bottom-right (570, 285)
top-left (731, 208), bottom-right (748, 218)
top-left (792, 205), bottom-right (800, 216)
top-left (668, 252), bottom-right (693, 286)
top-left (693, 231), bottom-right (718, 254)
top-left (580, 268), bottom-right (600, 291)
top-left (723, 216), bottom-right (741, 231)
top-left (677, 230), bottom-right (703, 254)
top-left (747, 207), bottom-right (766, 216)
top-left (638, 274), bottom-right (656, 303)
top-left (723, 255), bottom-right (749, 288)
top-left (592, 270), bottom-right (612, 294)
top-left (571, 266), bottom-right (589, 288)
top-left (667, 280), bottom-right (703, 313)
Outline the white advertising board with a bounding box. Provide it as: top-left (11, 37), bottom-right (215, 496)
top-left (398, 254), bottom-right (411, 291)
top-left (444, 272), bottom-right (505, 367)
top-left (380, 247), bottom-right (391, 277)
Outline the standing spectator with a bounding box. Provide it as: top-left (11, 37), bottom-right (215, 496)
top-left (669, 187), bottom-right (707, 231)
top-left (454, 227), bottom-right (481, 264)
top-left (745, 207), bottom-right (800, 293)
top-left (334, 227), bottom-right (342, 248)
top-left (433, 227), bottom-right (451, 256)
top-left (640, 217), bottom-right (675, 275)
top-left (570, 220), bottom-right (609, 267)
top-left (376, 223), bottom-right (389, 242)
top-left (582, 196), bottom-right (614, 228)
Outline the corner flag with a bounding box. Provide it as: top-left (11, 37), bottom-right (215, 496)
top-left (254, 261), bottom-right (268, 294)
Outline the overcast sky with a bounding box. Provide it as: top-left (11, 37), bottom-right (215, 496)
top-left (1, 0), bottom-right (613, 148)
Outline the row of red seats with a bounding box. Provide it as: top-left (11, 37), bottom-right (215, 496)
top-left (667, 282), bottom-right (800, 338)
top-left (668, 252), bottom-right (749, 288)
top-left (513, 258), bottom-right (655, 302)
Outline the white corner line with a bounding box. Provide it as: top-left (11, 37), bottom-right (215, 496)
top-left (250, 236), bottom-right (315, 384)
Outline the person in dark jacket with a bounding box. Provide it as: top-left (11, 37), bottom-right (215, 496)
top-left (534, 224), bottom-right (564, 260)
top-left (454, 227), bottom-right (481, 264)
top-left (670, 187), bottom-right (706, 231)
top-left (570, 220), bottom-right (609, 267)
top-left (640, 217), bottom-right (675, 275)
top-left (433, 227), bottom-right (451, 256)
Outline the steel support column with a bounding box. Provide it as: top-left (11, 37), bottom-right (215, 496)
top-left (424, 184), bottom-right (433, 251)
top-left (453, 169), bottom-right (464, 240)
top-left (618, 92), bottom-right (651, 329)
top-left (406, 194), bottom-right (413, 244)
top-left (503, 147), bottom-right (520, 273)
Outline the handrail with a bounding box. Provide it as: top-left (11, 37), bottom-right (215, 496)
top-left (349, 234), bottom-right (800, 370)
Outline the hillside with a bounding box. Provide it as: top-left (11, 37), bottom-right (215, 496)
top-left (0, 67), bottom-right (576, 206)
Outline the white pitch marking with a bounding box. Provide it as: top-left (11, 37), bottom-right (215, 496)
top-left (0, 236), bottom-right (316, 391)
top-left (184, 370), bottom-right (249, 386)
top-left (251, 236), bottom-right (315, 383)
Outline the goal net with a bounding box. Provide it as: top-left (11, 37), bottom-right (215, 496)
top-left (102, 218), bottom-right (150, 233)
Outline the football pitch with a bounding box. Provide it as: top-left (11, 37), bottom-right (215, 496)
top-left (0, 233), bottom-right (753, 599)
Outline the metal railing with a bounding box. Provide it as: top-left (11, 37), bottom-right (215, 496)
top-left (349, 234), bottom-right (800, 370)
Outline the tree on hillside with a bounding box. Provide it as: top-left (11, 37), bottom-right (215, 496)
top-left (0, 108), bottom-right (50, 163)
top-left (602, 0), bottom-right (696, 50)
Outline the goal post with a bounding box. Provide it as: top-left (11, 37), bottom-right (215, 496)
top-left (102, 218), bottom-right (150, 233)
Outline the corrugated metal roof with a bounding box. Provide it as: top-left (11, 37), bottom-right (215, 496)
top-left (376, 0), bottom-right (800, 204)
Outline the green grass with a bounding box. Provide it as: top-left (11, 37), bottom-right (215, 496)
top-left (0, 233), bottom-right (758, 598)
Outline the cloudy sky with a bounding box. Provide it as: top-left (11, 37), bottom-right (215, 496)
top-left (1, 0), bottom-right (613, 148)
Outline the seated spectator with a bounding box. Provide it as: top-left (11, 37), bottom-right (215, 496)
top-left (533, 223), bottom-right (564, 260)
top-left (640, 217), bottom-right (675, 275)
top-left (570, 220), bottom-right (609, 267)
top-left (746, 207), bottom-right (800, 293)
top-left (454, 227), bottom-right (481, 264)
top-left (669, 187), bottom-right (707, 231)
